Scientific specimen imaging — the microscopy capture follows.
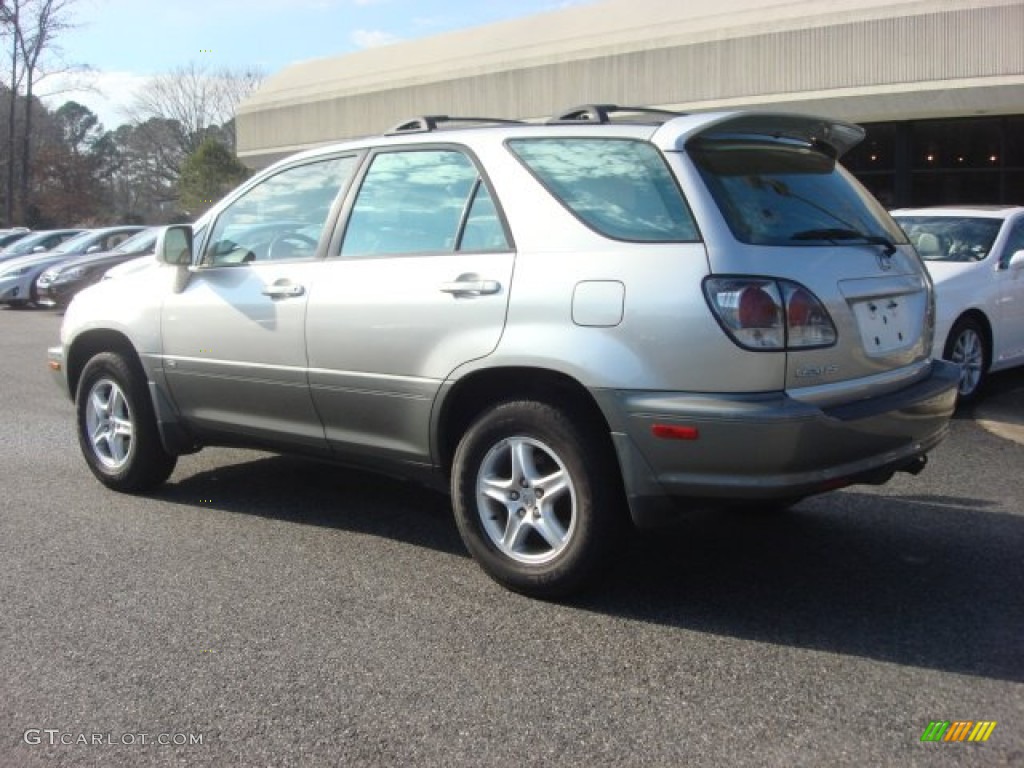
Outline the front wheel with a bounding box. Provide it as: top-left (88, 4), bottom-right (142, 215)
top-left (76, 352), bottom-right (177, 492)
top-left (944, 317), bottom-right (988, 402)
top-left (451, 400), bottom-right (625, 598)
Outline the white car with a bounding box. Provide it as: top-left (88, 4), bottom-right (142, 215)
top-left (892, 206), bottom-right (1024, 400)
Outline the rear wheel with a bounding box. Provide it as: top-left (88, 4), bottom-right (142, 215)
top-left (451, 400), bottom-right (625, 598)
top-left (76, 352), bottom-right (177, 492)
top-left (944, 317), bottom-right (988, 402)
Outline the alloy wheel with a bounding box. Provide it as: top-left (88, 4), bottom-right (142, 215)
top-left (84, 377), bottom-right (135, 470)
top-left (950, 326), bottom-right (984, 397)
top-left (475, 436), bottom-right (577, 565)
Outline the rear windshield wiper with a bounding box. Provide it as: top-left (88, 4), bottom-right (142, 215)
top-left (791, 228), bottom-right (896, 255)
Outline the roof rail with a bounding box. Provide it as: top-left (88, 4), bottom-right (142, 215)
top-left (548, 104), bottom-right (684, 125)
top-left (385, 115), bottom-right (527, 135)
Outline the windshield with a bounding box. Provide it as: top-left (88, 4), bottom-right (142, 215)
top-left (112, 228), bottom-right (158, 253)
top-left (891, 216), bottom-right (1002, 262)
top-left (51, 230), bottom-right (102, 254)
top-left (4, 232), bottom-right (64, 255)
top-left (690, 140), bottom-right (906, 247)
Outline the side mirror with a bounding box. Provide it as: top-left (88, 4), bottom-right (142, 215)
top-left (86, 245), bottom-right (102, 254)
top-left (32, 245), bottom-right (46, 253)
top-left (1008, 249), bottom-right (1024, 271)
top-left (155, 225), bottom-right (193, 266)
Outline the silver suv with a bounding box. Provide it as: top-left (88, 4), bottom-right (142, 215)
top-left (50, 105), bottom-right (959, 597)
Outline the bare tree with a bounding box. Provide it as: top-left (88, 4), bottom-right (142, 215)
top-left (129, 61), bottom-right (263, 159)
top-left (1, 1), bottom-right (24, 224)
top-left (0, 0), bottom-right (78, 224)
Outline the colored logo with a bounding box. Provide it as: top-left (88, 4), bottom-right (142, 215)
top-left (920, 721), bottom-right (997, 742)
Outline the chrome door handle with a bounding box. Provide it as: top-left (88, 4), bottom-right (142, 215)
top-left (439, 279), bottom-right (501, 296)
top-left (262, 282), bottom-right (305, 298)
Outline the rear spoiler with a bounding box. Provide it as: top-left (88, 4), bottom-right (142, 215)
top-left (651, 111), bottom-right (865, 158)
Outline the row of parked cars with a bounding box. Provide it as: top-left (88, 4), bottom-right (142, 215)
top-left (0, 225), bottom-right (157, 309)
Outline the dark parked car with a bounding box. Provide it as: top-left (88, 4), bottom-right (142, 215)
top-left (0, 226), bottom-right (144, 307)
top-left (36, 228), bottom-right (159, 308)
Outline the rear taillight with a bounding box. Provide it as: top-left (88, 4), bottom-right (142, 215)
top-left (704, 277), bottom-right (837, 351)
top-left (782, 283), bottom-right (837, 347)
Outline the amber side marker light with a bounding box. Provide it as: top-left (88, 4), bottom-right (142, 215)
top-left (48, 361), bottom-right (61, 371)
top-left (652, 424), bottom-right (699, 440)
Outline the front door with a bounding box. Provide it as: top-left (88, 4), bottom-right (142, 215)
top-left (161, 154), bottom-right (359, 452)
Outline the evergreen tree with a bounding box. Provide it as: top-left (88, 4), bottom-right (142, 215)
top-left (178, 137), bottom-right (250, 218)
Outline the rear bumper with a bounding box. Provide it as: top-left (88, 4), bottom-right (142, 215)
top-left (595, 359), bottom-right (960, 526)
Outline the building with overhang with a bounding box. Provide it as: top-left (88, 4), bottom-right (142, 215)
top-left (236, 0), bottom-right (1024, 207)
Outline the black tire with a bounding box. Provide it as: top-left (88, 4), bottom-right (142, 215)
top-left (943, 316), bottom-right (989, 402)
top-left (451, 400), bottom-right (626, 598)
top-left (76, 352), bottom-right (177, 492)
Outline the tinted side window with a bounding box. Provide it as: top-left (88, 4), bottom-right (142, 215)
top-left (203, 156), bottom-right (356, 266)
top-left (341, 150), bottom-right (504, 257)
top-left (507, 138), bottom-right (698, 242)
top-left (103, 232), bottom-right (134, 250)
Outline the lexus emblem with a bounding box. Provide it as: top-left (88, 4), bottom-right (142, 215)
top-left (877, 252), bottom-right (894, 271)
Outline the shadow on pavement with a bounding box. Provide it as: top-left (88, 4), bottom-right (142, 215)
top-left (581, 491), bottom-right (1023, 684)
top-left (155, 453), bottom-right (465, 557)
top-left (155, 453), bottom-right (1022, 684)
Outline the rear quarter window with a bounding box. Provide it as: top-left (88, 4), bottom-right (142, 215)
top-left (507, 138), bottom-right (698, 242)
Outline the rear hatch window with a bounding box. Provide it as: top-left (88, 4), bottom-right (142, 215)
top-left (690, 140), bottom-right (905, 249)
top-left (507, 138), bottom-right (699, 242)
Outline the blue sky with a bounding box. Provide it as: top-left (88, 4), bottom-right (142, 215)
top-left (45, 0), bottom-right (596, 130)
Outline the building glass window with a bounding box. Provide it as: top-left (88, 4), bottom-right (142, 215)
top-left (911, 118), bottom-right (1000, 171)
top-left (843, 123), bottom-right (898, 207)
top-left (1006, 117), bottom-right (1024, 168)
top-left (849, 116), bottom-right (1022, 208)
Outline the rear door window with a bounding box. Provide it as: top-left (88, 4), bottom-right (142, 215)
top-left (507, 138), bottom-right (698, 242)
top-left (340, 149), bottom-right (511, 257)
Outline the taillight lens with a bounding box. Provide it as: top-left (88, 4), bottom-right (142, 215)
top-left (782, 283), bottom-right (837, 347)
top-left (704, 277), bottom-right (836, 351)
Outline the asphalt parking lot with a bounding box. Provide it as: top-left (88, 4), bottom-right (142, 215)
top-left (2, 306), bottom-right (1022, 767)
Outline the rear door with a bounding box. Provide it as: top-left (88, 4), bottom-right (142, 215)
top-left (305, 146), bottom-right (515, 465)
